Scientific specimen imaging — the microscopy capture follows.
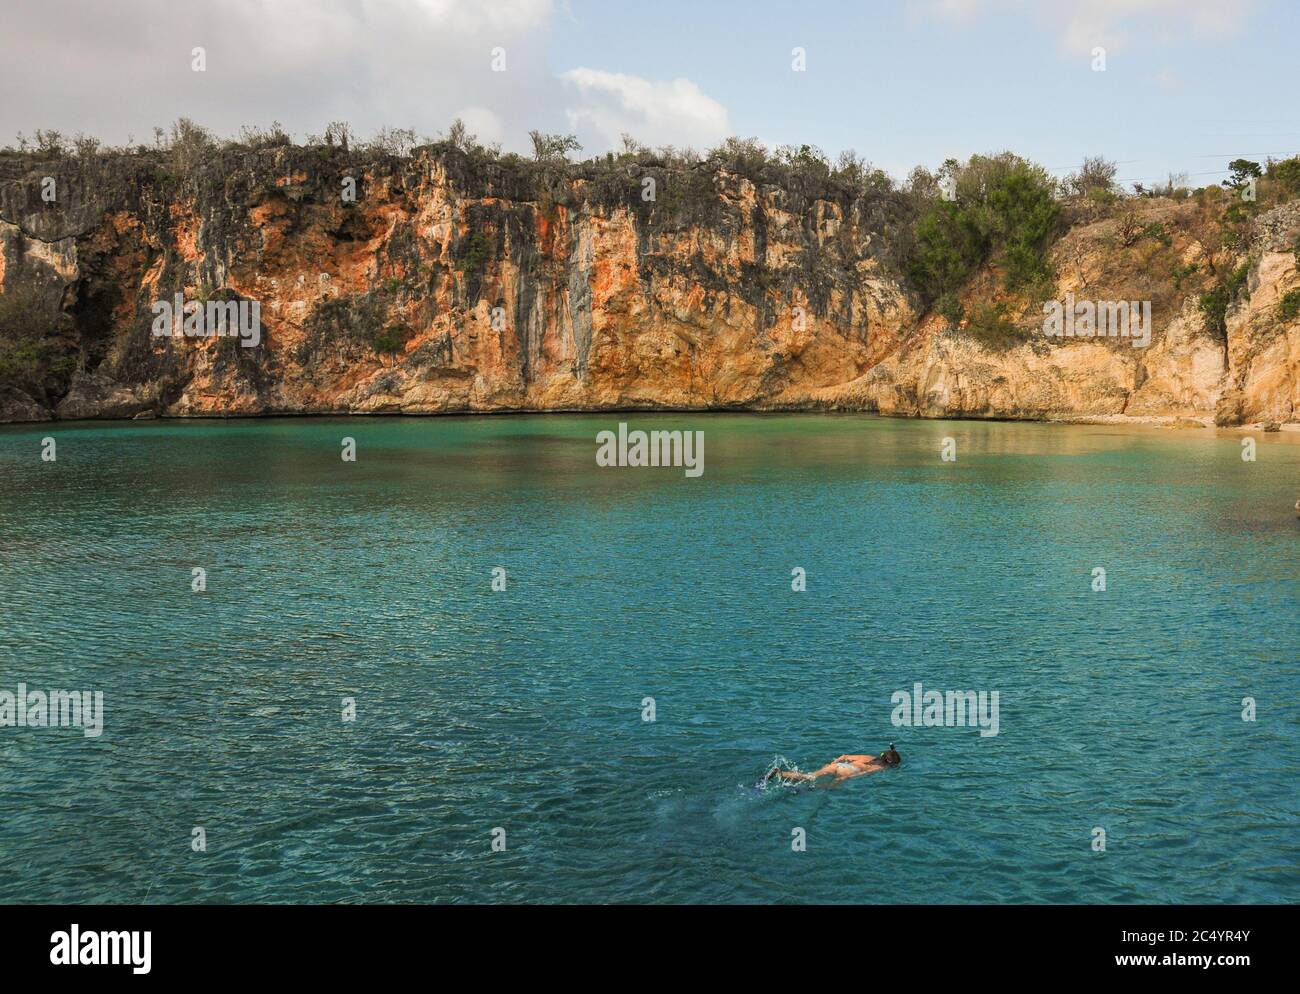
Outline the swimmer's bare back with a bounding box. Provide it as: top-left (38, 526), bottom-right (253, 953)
top-left (765, 746), bottom-right (900, 785)
top-left (770, 754), bottom-right (887, 784)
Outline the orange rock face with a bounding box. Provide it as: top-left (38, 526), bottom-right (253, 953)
top-left (0, 146), bottom-right (1297, 426)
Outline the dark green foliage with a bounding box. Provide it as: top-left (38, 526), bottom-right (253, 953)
top-left (905, 154), bottom-right (1060, 320)
top-left (1222, 202), bottom-right (1254, 225)
top-left (0, 286), bottom-right (75, 399)
top-left (1142, 222), bottom-right (1173, 247)
top-left (455, 231), bottom-right (490, 275)
top-left (1280, 289), bottom-right (1300, 322)
top-left (986, 168), bottom-right (1060, 290)
top-left (1227, 261), bottom-right (1251, 299)
top-left (1198, 288), bottom-right (1229, 341)
top-left (373, 323), bottom-right (413, 355)
top-left (1171, 263), bottom-right (1199, 291)
top-left (1269, 157), bottom-right (1300, 197)
top-left (1198, 263), bottom-right (1249, 342)
top-left (907, 201), bottom-right (984, 321)
top-left (1224, 159), bottom-right (1262, 191)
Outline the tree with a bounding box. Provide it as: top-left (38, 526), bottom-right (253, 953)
top-left (1066, 156), bottom-right (1118, 197)
top-left (167, 118), bottom-right (215, 172)
top-left (323, 121), bottom-right (352, 151)
top-left (33, 130), bottom-right (68, 156)
top-left (445, 118), bottom-right (476, 152)
top-left (528, 131), bottom-right (581, 162)
top-left (905, 153), bottom-right (1060, 316)
top-left (1223, 159), bottom-right (1262, 191)
top-left (367, 127), bottom-right (417, 157)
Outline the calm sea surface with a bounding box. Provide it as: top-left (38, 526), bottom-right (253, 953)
top-left (1, 413), bottom-right (1297, 903)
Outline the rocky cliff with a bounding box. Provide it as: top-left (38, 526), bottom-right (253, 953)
top-left (2, 142), bottom-right (1298, 426)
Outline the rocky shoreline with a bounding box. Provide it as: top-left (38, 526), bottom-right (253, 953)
top-left (3, 141), bottom-right (1298, 427)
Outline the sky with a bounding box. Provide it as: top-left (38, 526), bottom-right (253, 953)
top-left (1, 0), bottom-right (1296, 187)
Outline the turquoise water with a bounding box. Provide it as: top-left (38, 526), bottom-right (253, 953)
top-left (0, 413), bottom-right (1297, 904)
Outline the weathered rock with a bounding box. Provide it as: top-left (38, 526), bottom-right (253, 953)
top-left (0, 386), bottom-right (50, 422)
top-left (55, 372), bottom-right (154, 420)
top-left (0, 145), bottom-right (1297, 426)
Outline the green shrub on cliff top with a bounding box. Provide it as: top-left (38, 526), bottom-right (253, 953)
top-left (1268, 157), bottom-right (1300, 198)
top-left (906, 153), bottom-right (1060, 321)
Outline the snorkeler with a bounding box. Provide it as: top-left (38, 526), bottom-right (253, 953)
top-left (763, 744), bottom-right (901, 785)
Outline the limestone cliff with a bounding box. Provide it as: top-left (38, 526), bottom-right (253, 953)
top-left (1, 143), bottom-right (1297, 426)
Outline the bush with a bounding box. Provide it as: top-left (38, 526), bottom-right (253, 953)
top-left (907, 200), bottom-right (984, 317)
top-left (1141, 222), bottom-right (1173, 247)
top-left (165, 118), bottom-right (215, 173)
top-left (372, 323), bottom-right (413, 356)
top-left (455, 232), bottom-right (490, 274)
top-left (1117, 210), bottom-right (1142, 247)
top-left (906, 153), bottom-right (1060, 316)
top-left (1268, 157), bottom-right (1300, 197)
top-left (1065, 156), bottom-right (1118, 197)
top-left (1227, 262), bottom-right (1251, 299)
top-left (527, 131), bottom-right (581, 162)
top-left (1280, 289), bottom-right (1300, 322)
top-left (706, 136), bottom-right (770, 178)
top-left (364, 127), bottom-right (418, 158)
top-left (965, 299), bottom-right (1029, 350)
top-left (0, 286), bottom-right (74, 398)
top-left (1085, 186), bottom-right (1118, 206)
top-left (1171, 263), bottom-right (1199, 291)
top-left (1199, 288), bottom-right (1229, 340)
top-left (774, 143), bottom-right (831, 182)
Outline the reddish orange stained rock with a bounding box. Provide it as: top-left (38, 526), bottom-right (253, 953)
top-left (1, 154), bottom-right (1297, 426)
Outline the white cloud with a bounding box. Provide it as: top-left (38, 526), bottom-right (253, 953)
top-left (0, 0), bottom-right (611, 154)
top-left (0, 0), bottom-right (733, 157)
top-left (454, 107), bottom-right (506, 146)
top-left (559, 68), bottom-right (731, 153)
top-left (0, 0), bottom-right (731, 157)
top-left (912, 0), bottom-right (1251, 55)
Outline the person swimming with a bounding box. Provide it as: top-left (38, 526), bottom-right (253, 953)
top-left (763, 744), bottom-right (901, 785)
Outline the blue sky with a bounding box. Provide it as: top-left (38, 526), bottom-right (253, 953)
top-left (2, 0), bottom-right (1295, 188)
top-left (549, 0), bottom-right (1300, 186)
